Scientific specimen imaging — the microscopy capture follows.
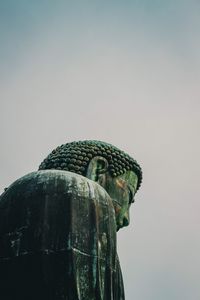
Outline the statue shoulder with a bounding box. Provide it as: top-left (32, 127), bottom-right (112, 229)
top-left (0, 170), bottom-right (111, 207)
top-left (0, 170), bottom-right (116, 257)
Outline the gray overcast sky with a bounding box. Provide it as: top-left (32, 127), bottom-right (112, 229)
top-left (0, 1), bottom-right (200, 299)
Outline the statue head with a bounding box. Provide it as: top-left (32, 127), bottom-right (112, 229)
top-left (39, 140), bottom-right (142, 231)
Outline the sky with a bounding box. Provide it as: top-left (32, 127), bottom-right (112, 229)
top-left (0, 1), bottom-right (200, 299)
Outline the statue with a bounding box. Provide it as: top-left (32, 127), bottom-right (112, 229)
top-left (0, 141), bottom-right (142, 300)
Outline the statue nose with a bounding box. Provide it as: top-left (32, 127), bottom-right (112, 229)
top-left (123, 216), bottom-right (129, 227)
top-left (123, 210), bottom-right (130, 227)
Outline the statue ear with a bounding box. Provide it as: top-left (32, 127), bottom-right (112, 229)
top-left (86, 156), bottom-right (108, 182)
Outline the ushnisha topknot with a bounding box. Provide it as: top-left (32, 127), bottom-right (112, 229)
top-left (39, 140), bottom-right (142, 191)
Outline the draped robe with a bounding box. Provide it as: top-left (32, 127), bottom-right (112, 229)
top-left (0, 170), bottom-right (125, 300)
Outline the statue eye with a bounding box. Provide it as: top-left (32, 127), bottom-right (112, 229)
top-left (128, 188), bottom-right (134, 204)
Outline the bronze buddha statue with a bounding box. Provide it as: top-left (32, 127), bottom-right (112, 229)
top-left (0, 140), bottom-right (142, 300)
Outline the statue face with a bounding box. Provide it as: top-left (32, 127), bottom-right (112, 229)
top-left (86, 157), bottom-right (138, 231)
top-left (103, 170), bottom-right (138, 231)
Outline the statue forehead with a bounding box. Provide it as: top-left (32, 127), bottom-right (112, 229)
top-left (113, 170), bottom-right (138, 191)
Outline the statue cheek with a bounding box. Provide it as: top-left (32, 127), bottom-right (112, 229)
top-left (114, 205), bottom-right (121, 216)
top-left (114, 204), bottom-right (125, 225)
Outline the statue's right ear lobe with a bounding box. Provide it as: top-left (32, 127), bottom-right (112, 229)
top-left (86, 156), bottom-right (108, 182)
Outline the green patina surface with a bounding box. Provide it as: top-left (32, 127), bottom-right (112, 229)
top-left (0, 140), bottom-right (142, 300)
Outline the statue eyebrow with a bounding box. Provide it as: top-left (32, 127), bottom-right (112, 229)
top-left (128, 186), bottom-right (135, 204)
top-left (127, 186), bottom-right (135, 204)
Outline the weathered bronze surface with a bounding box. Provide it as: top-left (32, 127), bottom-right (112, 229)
top-left (0, 141), bottom-right (142, 300)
